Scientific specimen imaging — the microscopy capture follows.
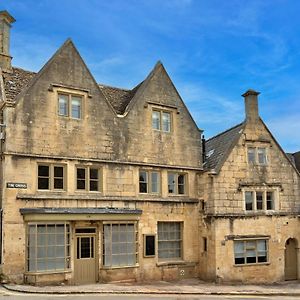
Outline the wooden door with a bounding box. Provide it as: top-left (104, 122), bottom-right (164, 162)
top-left (285, 238), bottom-right (298, 280)
top-left (74, 228), bottom-right (97, 284)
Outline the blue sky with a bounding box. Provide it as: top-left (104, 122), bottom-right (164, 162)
top-left (3, 0), bottom-right (300, 152)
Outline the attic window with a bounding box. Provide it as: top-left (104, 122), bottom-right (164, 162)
top-left (207, 149), bottom-right (215, 158)
top-left (152, 109), bottom-right (171, 132)
top-left (58, 93), bottom-right (82, 119)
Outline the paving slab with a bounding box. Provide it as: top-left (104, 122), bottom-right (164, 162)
top-left (3, 279), bottom-right (300, 296)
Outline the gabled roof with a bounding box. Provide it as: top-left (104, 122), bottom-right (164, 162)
top-left (204, 122), bottom-right (245, 172)
top-left (2, 67), bottom-right (36, 102)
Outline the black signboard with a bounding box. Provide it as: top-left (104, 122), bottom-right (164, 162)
top-left (144, 235), bottom-right (155, 257)
top-left (7, 182), bottom-right (27, 189)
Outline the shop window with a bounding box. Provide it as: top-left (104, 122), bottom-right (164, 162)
top-left (27, 223), bottom-right (70, 272)
top-left (158, 222), bottom-right (182, 261)
top-left (102, 222), bottom-right (138, 268)
top-left (234, 239), bottom-right (268, 265)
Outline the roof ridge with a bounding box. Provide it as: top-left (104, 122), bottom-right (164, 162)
top-left (98, 83), bottom-right (130, 92)
top-left (206, 121), bottom-right (245, 142)
top-left (11, 66), bottom-right (36, 74)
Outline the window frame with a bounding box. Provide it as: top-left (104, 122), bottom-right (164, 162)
top-left (244, 190), bottom-right (276, 212)
top-left (167, 172), bottom-right (187, 195)
top-left (157, 221), bottom-right (183, 262)
top-left (58, 92), bottom-right (83, 120)
top-left (152, 109), bottom-right (172, 132)
top-left (234, 238), bottom-right (269, 266)
top-left (102, 222), bottom-right (139, 268)
top-left (26, 222), bottom-right (71, 274)
top-left (247, 146), bottom-right (268, 165)
top-left (139, 170), bottom-right (160, 194)
top-left (75, 166), bottom-right (102, 192)
top-left (37, 164), bottom-right (66, 191)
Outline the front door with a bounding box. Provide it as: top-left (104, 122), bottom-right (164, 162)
top-left (74, 228), bottom-right (97, 284)
top-left (285, 238), bottom-right (298, 280)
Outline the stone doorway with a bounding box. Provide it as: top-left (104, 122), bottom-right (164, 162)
top-left (285, 238), bottom-right (298, 280)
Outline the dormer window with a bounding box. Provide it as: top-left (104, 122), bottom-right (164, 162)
top-left (58, 93), bottom-right (82, 119)
top-left (152, 110), bottom-right (171, 132)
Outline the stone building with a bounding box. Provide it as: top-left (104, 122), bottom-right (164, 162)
top-left (0, 10), bottom-right (299, 285)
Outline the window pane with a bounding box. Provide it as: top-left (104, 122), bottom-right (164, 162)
top-left (266, 192), bottom-right (274, 210)
top-left (58, 94), bottom-right (68, 116)
top-left (38, 165), bottom-right (50, 190)
top-left (152, 111), bottom-right (160, 130)
top-left (139, 171), bottom-right (148, 193)
top-left (256, 192), bottom-right (263, 210)
top-left (77, 168), bottom-right (86, 190)
top-left (162, 112), bottom-right (171, 132)
top-left (71, 96), bottom-right (82, 119)
top-left (151, 172), bottom-right (159, 193)
top-left (90, 168), bottom-right (99, 191)
top-left (54, 166), bottom-right (64, 190)
top-left (90, 168), bottom-right (98, 179)
top-left (168, 173), bottom-right (175, 194)
top-left (245, 191), bottom-right (253, 211)
top-left (178, 174), bottom-right (185, 194)
top-left (247, 147), bottom-right (255, 163)
top-left (258, 148), bottom-right (267, 164)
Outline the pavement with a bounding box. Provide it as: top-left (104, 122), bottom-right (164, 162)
top-left (3, 279), bottom-right (300, 296)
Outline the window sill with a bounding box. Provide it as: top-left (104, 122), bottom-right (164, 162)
top-left (156, 260), bottom-right (186, 267)
top-left (101, 264), bottom-right (139, 270)
top-left (234, 262), bottom-right (270, 267)
top-left (25, 269), bottom-right (71, 275)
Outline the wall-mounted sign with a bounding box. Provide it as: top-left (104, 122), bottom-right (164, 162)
top-left (7, 182), bottom-right (27, 189)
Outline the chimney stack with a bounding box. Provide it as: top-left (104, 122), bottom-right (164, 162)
top-left (242, 89), bottom-right (260, 123)
top-left (0, 10), bottom-right (15, 73)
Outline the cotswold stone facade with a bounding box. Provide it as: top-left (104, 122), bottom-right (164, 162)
top-left (0, 11), bottom-right (299, 285)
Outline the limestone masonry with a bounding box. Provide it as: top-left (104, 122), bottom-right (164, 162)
top-left (0, 10), bottom-right (299, 285)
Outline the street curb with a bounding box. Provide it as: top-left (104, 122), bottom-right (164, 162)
top-left (3, 284), bottom-right (300, 296)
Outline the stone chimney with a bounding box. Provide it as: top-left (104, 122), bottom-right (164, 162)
top-left (242, 89), bottom-right (260, 123)
top-left (0, 11), bottom-right (15, 73)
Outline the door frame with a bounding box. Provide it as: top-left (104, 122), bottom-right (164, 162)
top-left (284, 237), bottom-right (298, 281)
top-left (74, 227), bottom-right (98, 284)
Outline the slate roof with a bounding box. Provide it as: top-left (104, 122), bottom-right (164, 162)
top-left (2, 67), bottom-right (36, 102)
top-left (204, 122), bottom-right (245, 172)
top-left (2, 67), bottom-right (142, 115)
top-left (291, 151), bottom-right (300, 172)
